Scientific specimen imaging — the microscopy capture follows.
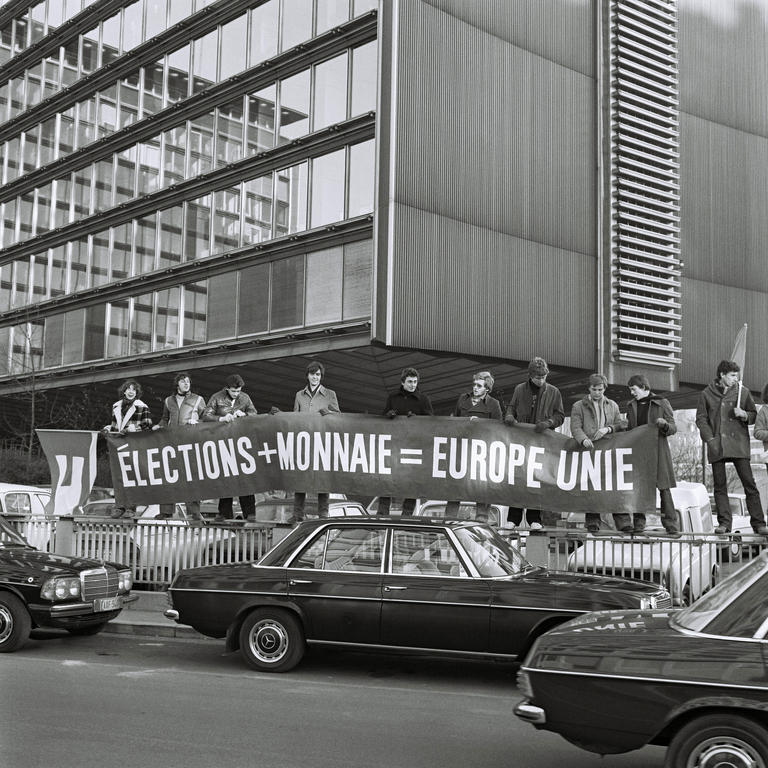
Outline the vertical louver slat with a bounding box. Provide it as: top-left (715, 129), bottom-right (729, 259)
top-left (609, 0), bottom-right (681, 364)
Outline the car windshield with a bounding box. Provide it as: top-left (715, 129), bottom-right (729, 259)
top-left (454, 525), bottom-right (529, 577)
top-left (672, 552), bottom-right (768, 635)
top-left (0, 516), bottom-right (32, 547)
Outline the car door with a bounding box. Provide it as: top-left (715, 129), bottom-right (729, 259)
top-left (380, 527), bottom-right (491, 652)
top-left (285, 525), bottom-right (384, 644)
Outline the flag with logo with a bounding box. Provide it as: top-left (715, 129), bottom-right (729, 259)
top-left (37, 429), bottom-right (98, 516)
top-left (730, 323), bottom-right (748, 408)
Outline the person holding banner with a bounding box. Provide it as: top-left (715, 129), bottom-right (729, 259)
top-left (153, 372), bottom-right (205, 519)
top-left (102, 379), bottom-right (153, 435)
top-left (379, 367), bottom-right (434, 516)
top-left (203, 373), bottom-right (258, 523)
top-left (625, 374), bottom-right (680, 536)
top-left (446, 372), bottom-right (503, 521)
top-left (292, 360), bottom-right (340, 523)
top-left (571, 373), bottom-right (630, 534)
top-left (696, 360), bottom-right (767, 535)
top-left (504, 356), bottom-right (565, 529)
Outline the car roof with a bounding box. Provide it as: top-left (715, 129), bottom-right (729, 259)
top-left (291, 516), bottom-right (479, 530)
top-left (0, 482), bottom-right (49, 493)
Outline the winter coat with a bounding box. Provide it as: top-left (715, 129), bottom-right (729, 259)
top-left (570, 395), bottom-right (623, 444)
top-left (506, 380), bottom-right (565, 429)
top-left (626, 393), bottom-right (677, 490)
top-left (202, 389), bottom-right (257, 421)
top-left (108, 398), bottom-right (153, 433)
top-left (158, 392), bottom-right (205, 428)
top-left (294, 385), bottom-right (340, 414)
top-left (383, 387), bottom-right (434, 416)
top-left (696, 381), bottom-right (756, 461)
top-left (452, 393), bottom-right (502, 420)
top-left (753, 406), bottom-right (768, 450)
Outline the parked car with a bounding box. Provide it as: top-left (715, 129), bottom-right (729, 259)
top-left (0, 513), bottom-right (134, 651)
top-left (515, 550), bottom-right (768, 765)
top-left (709, 492), bottom-right (760, 561)
top-left (0, 482), bottom-right (50, 518)
top-left (567, 482), bottom-right (720, 605)
top-left (165, 517), bottom-right (671, 673)
top-left (251, 498), bottom-right (368, 523)
top-left (414, 500), bottom-right (508, 527)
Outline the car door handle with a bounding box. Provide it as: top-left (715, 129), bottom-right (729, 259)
top-left (289, 579), bottom-right (313, 585)
top-left (384, 585), bottom-right (407, 591)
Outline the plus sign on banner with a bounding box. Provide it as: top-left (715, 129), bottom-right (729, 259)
top-left (103, 413), bottom-right (659, 516)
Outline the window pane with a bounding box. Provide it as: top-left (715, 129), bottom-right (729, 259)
top-left (143, 60), bottom-right (164, 116)
top-left (94, 158), bottom-right (113, 211)
top-left (12, 258), bottom-right (29, 308)
top-left (354, 0), bottom-right (378, 14)
top-left (118, 72), bottom-right (140, 128)
top-left (189, 113), bottom-right (214, 176)
top-left (220, 17), bottom-right (247, 79)
top-left (145, 0), bottom-right (167, 37)
top-left (84, 304), bottom-right (106, 361)
top-left (116, 147), bottom-right (137, 203)
top-left (316, 0), bottom-right (349, 35)
top-left (98, 86), bottom-right (117, 137)
top-left (306, 247), bottom-right (343, 325)
top-left (107, 299), bottom-right (129, 357)
top-left (70, 239), bottom-right (89, 292)
top-left (270, 256), bottom-right (304, 330)
top-left (314, 53), bottom-right (348, 130)
top-left (138, 138), bottom-right (161, 195)
top-left (35, 183), bottom-right (52, 234)
top-left (275, 162), bottom-right (307, 236)
top-left (135, 214), bottom-right (157, 273)
top-left (92, 230), bottom-right (110, 286)
top-left (183, 281), bottom-right (207, 345)
top-left (348, 139), bottom-right (375, 216)
top-left (167, 45), bottom-right (190, 102)
top-left (62, 309), bottom-right (85, 365)
top-left (163, 124), bottom-right (186, 183)
top-left (169, 0), bottom-right (194, 25)
top-left (111, 223), bottom-right (132, 279)
top-left (238, 263), bottom-right (269, 335)
top-left (0, 264), bottom-right (10, 311)
top-left (5, 136), bottom-right (20, 183)
top-left (281, 0), bottom-right (312, 51)
top-left (212, 188), bottom-right (241, 255)
top-left (123, 1), bottom-right (143, 51)
top-left (159, 206), bottom-right (183, 267)
top-left (216, 98), bottom-right (244, 167)
top-left (207, 272), bottom-right (237, 340)
top-left (247, 85), bottom-right (276, 155)
top-left (130, 294), bottom-right (153, 355)
top-left (32, 252), bottom-right (48, 302)
top-left (343, 239), bottom-right (372, 320)
top-left (102, 13), bottom-right (121, 65)
top-left (311, 149), bottom-right (345, 227)
top-left (249, 0), bottom-right (278, 66)
top-left (244, 174), bottom-right (272, 243)
top-left (44, 314), bottom-right (64, 368)
top-left (155, 287), bottom-right (180, 349)
top-left (278, 71), bottom-right (309, 142)
top-left (50, 245), bottom-right (67, 296)
top-left (351, 40), bottom-right (377, 116)
top-left (192, 29), bottom-right (218, 93)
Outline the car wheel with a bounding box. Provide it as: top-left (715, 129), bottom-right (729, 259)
top-left (665, 714), bottom-right (768, 768)
top-left (66, 622), bottom-right (109, 636)
top-left (0, 592), bottom-right (32, 653)
top-left (239, 608), bottom-right (305, 673)
top-left (724, 535), bottom-right (743, 563)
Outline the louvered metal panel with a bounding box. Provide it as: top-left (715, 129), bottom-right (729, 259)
top-left (608, 0), bottom-right (681, 365)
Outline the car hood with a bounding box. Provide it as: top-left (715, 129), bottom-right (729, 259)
top-left (543, 607), bottom-right (675, 636)
top-left (0, 546), bottom-right (110, 580)
top-left (522, 567), bottom-right (665, 596)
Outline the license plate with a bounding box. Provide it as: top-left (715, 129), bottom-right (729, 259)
top-left (94, 596), bottom-right (122, 612)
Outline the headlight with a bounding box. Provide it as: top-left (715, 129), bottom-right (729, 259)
top-left (41, 577), bottom-right (81, 601)
top-left (117, 569), bottom-right (132, 593)
top-left (517, 669), bottom-right (535, 698)
top-left (639, 595), bottom-right (658, 610)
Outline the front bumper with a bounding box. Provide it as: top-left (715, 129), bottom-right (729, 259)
top-left (514, 700), bottom-right (547, 725)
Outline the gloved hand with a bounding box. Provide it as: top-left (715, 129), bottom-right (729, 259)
top-left (655, 417), bottom-right (668, 431)
top-left (534, 420), bottom-right (550, 432)
top-left (386, 409), bottom-right (398, 419)
top-left (504, 414), bottom-right (517, 426)
top-left (319, 408), bottom-right (331, 416)
top-left (582, 438), bottom-right (594, 449)
top-left (269, 406), bottom-right (281, 415)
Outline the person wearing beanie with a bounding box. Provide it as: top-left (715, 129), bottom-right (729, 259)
top-left (503, 357), bottom-right (565, 529)
top-left (202, 373), bottom-right (257, 522)
top-left (292, 360), bottom-right (340, 523)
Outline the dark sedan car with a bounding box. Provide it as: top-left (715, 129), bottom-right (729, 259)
top-left (165, 518), bottom-right (671, 672)
top-left (0, 514), bottom-right (134, 652)
top-left (514, 551), bottom-right (768, 767)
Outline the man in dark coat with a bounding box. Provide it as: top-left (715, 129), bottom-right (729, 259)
top-left (379, 367), bottom-right (434, 516)
top-left (625, 374), bottom-right (679, 535)
top-left (504, 357), bottom-right (565, 528)
top-left (696, 360), bottom-right (767, 534)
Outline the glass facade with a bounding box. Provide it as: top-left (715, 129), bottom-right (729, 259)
top-left (0, 0), bottom-right (378, 378)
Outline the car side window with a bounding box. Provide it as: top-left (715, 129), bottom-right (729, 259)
top-left (291, 528), bottom-right (385, 572)
top-left (391, 530), bottom-right (468, 577)
top-left (5, 493), bottom-right (31, 516)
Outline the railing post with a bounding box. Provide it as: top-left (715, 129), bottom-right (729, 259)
top-left (53, 516), bottom-right (75, 556)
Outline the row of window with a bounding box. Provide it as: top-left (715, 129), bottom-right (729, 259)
top-left (0, 239), bottom-right (372, 376)
top-left (0, 38), bottom-right (377, 240)
top-left (0, 138), bottom-right (375, 309)
top-left (0, 0), bottom-right (376, 131)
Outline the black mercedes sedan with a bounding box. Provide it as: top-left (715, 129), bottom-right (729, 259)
top-left (0, 514), bottom-right (134, 652)
top-left (515, 551), bottom-right (768, 767)
top-left (166, 517), bottom-right (671, 672)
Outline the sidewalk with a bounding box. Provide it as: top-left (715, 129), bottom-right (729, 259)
top-left (105, 590), bottom-right (203, 639)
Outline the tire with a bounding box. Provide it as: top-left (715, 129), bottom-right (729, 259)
top-left (723, 535), bottom-right (743, 563)
top-left (665, 713), bottom-right (768, 768)
top-left (239, 608), bottom-right (305, 673)
top-left (66, 622), bottom-right (108, 636)
top-left (0, 592), bottom-right (32, 653)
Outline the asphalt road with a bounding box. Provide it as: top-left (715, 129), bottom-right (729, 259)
top-left (0, 631), bottom-right (665, 768)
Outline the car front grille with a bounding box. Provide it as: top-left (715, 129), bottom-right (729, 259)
top-left (655, 592), bottom-right (673, 609)
top-left (81, 568), bottom-right (119, 600)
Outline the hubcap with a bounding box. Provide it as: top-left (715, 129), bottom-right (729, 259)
top-left (0, 605), bottom-right (13, 644)
top-left (249, 619), bottom-right (288, 663)
top-left (691, 736), bottom-right (765, 768)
